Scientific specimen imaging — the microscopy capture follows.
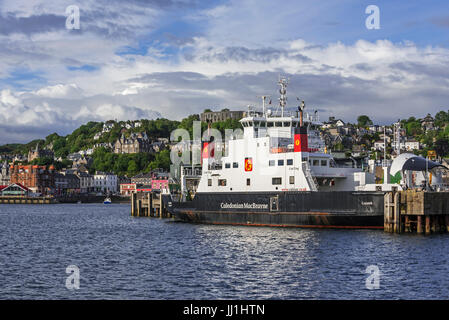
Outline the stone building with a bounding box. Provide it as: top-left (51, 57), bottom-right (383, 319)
top-left (200, 109), bottom-right (245, 123)
top-left (27, 143), bottom-right (54, 162)
top-left (113, 132), bottom-right (152, 154)
top-left (131, 172), bottom-right (152, 185)
top-left (421, 113), bottom-right (435, 131)
top-left (0, 161), bottom-right (10, 185)
top-left (9, 164), bottom-right (55, 194)
top-left (54, 172), bottom-right (80, 195)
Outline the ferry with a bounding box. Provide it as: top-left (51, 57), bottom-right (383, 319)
top-left (168, 78), bottom-right (406, 229)
top-left (103, 197), bottom-right (112, 204)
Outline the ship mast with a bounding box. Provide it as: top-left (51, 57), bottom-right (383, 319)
top-left (260, 95), bottom-right (271, 117)
top-left (278, 77), bottom-right (288, 117)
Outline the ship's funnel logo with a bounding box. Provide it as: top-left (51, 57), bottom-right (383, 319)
top-left (202, 142), bottom-right (215, 159)
top-left (245, 157), bottom-right (253, 171)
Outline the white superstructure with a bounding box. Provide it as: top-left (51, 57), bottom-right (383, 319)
top-left (197, 78), bottom-right (377, 193)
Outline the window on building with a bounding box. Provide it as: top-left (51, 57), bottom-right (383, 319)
top-left (269, 160), bottom-right (275, 166)
top-left (287, 159), bottom-right (293, 165)
top-left (289, 176), bottom-right (295, 184)
top-left (272, 177), bottom-right (282, 185)
top-left (233, 162), bottom-right (238, 168)
top-left (247, 178), bottom-right (250, 186)
top-left (218, 179), bottom-right (227, 186)
top-left (225, 163), bottom-right (231, 169)
top-left (278, 160), bottom-right (284, 166)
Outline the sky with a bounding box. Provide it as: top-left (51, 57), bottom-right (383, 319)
top-left (0, 0), bottom-right (449, 144)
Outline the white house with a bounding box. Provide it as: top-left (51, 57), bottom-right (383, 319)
top-left (94, 171), bottom-right (118, 194)
top-left (373, 140), bottom-right (386, 151)
top-left (401, 140), bottom-right (420, 151)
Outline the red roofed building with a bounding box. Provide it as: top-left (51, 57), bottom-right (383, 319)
top-left (1, 183), bottom-right (30, 196)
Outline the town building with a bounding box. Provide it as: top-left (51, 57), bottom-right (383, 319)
top-left (76, 172), bottom-right (94, 193)
top-left (0, 183), bottom-right (30, 196)
top-left (0, 161), bottom-right (10, 185)
top-left (54, 172), bottom-right (80, 195)
top-left (9, 165), bottom-right (55, 194)
top-left (94, 171), bottom-right (117, 194)
top-left (401, 139), bottom-right (420, 151)
top-left (200, 109), bottom-right (245, 123)
top-left (421, 113), bottom-right (435, 131)
top-left (27, 143), bottom-right (54, 162)
top-left (131, 172), bottom-right (152, 185)
top-left (120, 183), bottom-right (136, 196)
top-left (113, 132), bottom-right (152, 154)
top-left (151, 171), bottom-right (170, 191)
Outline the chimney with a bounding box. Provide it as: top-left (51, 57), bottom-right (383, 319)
top-left (294, 101), bottom-right (308, 152)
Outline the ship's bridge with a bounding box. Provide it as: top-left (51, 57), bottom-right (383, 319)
top-left (239, 111), bottom-right (325, 153)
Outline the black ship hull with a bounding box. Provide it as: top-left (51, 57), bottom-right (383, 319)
top-left (168, 191), bottom-right (385, 229)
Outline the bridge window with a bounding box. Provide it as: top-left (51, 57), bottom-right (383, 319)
top-left (225, 163), bottom-right (231, 168)
top-left (233, 162), bottom-right (238, 168)
top-left (275, 122), bottom-right (282, 127)
top-left (269, 160), bottom-right (275, 166)
top-left (312, 159), bottom-right (319, 166)
top-left (321, 160), bottom-right (327, 166)
top-left (278, 160), bottom-right (284, 166)
top-left (287, 159), bottom-right (293, 165)
top-left (283, 122), bottom-right (291, 127)
top-left (267, 122), bottom-right (274, 127)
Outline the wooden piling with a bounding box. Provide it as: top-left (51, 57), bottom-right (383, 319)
top-left (425, 216), bottom-right (431, 235)
top-left (417, 216), bottom-right (423, 234)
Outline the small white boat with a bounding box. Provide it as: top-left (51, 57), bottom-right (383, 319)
top-left (103, 197), bottom-right (112, 204)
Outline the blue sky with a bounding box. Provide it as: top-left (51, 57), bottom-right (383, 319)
top-left (0, 0), bottom-right (449, 143)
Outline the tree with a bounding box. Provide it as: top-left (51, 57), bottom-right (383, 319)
top-left (357, 115), bottom-right (373, 127)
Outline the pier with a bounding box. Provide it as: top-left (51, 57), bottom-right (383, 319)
top-left (0, 196), bottom-right (54, 204)
top-left (384, 190), bottom-right (449, 234)
top-left (130, 192), bottom-right (171, 218)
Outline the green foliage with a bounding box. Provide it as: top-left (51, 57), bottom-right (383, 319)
top-left (30, 157), bottom-right (72, 170)
top-left (90, 147), bottom-right (156, 176)
top-left (146, 149), bottom-right (171, 171)
top-left (357, 115), bottom-right (373, 127)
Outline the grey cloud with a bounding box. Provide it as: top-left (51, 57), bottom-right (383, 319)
top-left (195, 46), bottom-right (312, 63)
top-left (0, 13), bottom-right (66, 35)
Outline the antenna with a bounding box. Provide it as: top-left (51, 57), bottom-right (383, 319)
top-left (259, 95), bottom-right (271, 117)
top-left (278, 77), bottom-right (289, 117)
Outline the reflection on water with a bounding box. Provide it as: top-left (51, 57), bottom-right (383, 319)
top-left (0, 204), bottom-right (448, 299)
